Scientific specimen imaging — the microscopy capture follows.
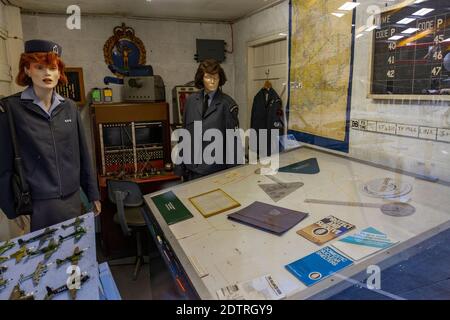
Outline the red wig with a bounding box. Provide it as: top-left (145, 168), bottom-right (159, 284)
top-left (16, 52), bottom-right (68, 87)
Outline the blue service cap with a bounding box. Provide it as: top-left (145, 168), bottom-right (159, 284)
top-left (24, 39), bottom-right (62, 56)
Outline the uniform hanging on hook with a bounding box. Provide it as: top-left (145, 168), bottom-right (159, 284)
top-left (264, 69), bottom-right (272, 89)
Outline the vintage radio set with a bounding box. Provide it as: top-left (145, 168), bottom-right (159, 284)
top-left (99, 121), bottom-right (165, 176)
top-left (91, 102), bottom-right (171, 178)
top-left (123, 75), bottom-right (166, 102)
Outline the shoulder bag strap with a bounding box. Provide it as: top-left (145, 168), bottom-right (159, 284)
top-left (2, 99), bottom-right (30, 193)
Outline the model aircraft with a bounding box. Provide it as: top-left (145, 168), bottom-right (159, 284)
top-left (19, 261), bottom-right (51, 286)
top-left (0, 276), bottom-right (11, 290)
top-left (59, 226), bottom-right (87, 243)
top-left (10, 245), bottom-right (29, 263)
top-left (61, 217), bottom-right (85, 230)
top-left (18, 227), bottom-right (57, 248)
top-left (27, 238), bottom-right (61, 261)
top-left (0, 240), bottom-right (15, 255)
top-left (56, 247), bottom-right (87, 267)
top-left (9, 283), bottom-right (35, 300)
top-left (0, 265), bottom-right (7, 275)
top-left (44, 272), bottom-right (90, 300)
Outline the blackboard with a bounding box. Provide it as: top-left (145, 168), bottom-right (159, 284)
top-left (370, 0), bottom-right (450, 100)
top-left (55, 67), bottom-right (86, 106)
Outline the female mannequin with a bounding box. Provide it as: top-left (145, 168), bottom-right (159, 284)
top-left (0, 39), bottom-right (101, 231)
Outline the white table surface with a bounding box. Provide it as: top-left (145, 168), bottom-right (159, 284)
top-left (144, 146), bottom-right (450, 300)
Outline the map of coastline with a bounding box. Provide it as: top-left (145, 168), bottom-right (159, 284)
top-left (289, 0), bottom-right (354, 142)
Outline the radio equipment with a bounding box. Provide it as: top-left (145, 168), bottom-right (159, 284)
top-left (99, 121), bottom-right (164, 176)
top-left (91, 102), bottom-right (171, 178)
top-left (123, 76), bottom-right (166, 102)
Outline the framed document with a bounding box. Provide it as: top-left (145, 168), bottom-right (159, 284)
top-left (189, 189), bottom-right (240, 218)
top-left (56, 67), bottom-right (86, 106)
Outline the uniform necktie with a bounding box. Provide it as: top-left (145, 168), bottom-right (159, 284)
top-left (202, 94), bottom-right (210, 118)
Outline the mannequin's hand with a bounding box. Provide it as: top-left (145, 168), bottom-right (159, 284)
top-left (93, 200), bottom-right (102, 216)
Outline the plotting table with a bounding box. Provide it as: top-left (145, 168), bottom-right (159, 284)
top-left (143, 146), bottom-right (450, 299)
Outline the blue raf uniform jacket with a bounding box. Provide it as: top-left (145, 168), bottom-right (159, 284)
top-left (0, 91), bottom-right (100, 219)
top-left (174, 89), bottom-right (241, 178)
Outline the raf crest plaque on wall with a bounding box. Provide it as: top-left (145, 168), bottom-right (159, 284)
top-left (103, 23), bottom-right (147, 85)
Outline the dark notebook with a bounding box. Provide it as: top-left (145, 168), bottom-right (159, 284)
top-left (227, 201), bottom-right (309, 235)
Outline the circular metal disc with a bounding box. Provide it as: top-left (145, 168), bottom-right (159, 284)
top-left (381, 202), bottom-right (416, 217)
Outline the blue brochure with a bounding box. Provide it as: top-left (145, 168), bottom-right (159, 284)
top-left (331, 227), bottom-right (398, 261)
top-left (285, 246), bottom-right (353, 286)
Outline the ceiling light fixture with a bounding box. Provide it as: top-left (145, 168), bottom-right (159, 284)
top-left (401, 28), bottom-right (419, 34)
top-left (331, 12), bottom-right (345, 18)
top-left (397, 17), bottom-right (416, 24)
top-left (412, 8), bottom-right (434, 16)
top-left (338, 2), bottom-right (360, 11)
top-left (388, 35), bottom-right (404, 40)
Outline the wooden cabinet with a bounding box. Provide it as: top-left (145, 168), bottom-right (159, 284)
top-left (90, 102), bottom-right (181, 256)
top-left (90, 102), bottom-right (172, 176)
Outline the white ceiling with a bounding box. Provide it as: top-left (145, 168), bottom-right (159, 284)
top-left (8, 0), bottom-right (284, 22)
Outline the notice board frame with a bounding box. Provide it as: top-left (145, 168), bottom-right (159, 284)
top-left (367, 1), bottom-right (450, 101)
top-left (56, 67), bottom-right (87, 106)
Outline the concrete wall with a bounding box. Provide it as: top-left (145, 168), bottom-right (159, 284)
top-left (0, 4), bottom-right (22, 96)
top-left (21, 13), bottom-right (235, 170)
top-left (21, 14), bottom-right (234, 111)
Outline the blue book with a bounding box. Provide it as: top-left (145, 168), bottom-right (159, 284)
top-left (285, 246), bottom-right (353, 287)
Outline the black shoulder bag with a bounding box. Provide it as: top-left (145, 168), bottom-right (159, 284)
top-left (3, 100), bottom-right (33, 216)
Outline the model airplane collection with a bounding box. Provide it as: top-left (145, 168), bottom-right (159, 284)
top-left (0, 214), bottom-right (96, 300)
